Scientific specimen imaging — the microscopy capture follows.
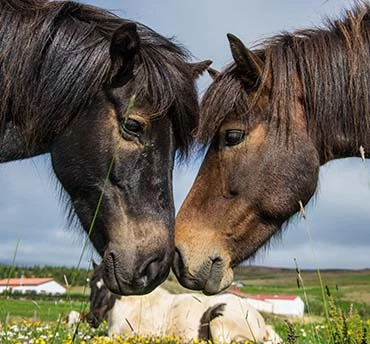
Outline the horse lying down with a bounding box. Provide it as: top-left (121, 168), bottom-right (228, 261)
top-left (86, 263), bottom-right (282, 343)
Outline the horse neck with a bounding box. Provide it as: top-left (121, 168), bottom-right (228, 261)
top-left (300, 30), bottom-right (370, 164)
top-left (316, 129), bottom-right (370, 164)
top-left (307, 88), bottom-right (370, 164)
top-left (265, 7), bottom-right (370, 165)
top-left (0, 122), bottom-right (50, 162)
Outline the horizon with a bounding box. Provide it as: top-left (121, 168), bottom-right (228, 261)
top-left (1, 260), bottom-right (369, 272)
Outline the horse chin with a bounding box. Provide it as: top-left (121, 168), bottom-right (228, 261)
top-left (203, 266), bottom-right (234, 295)
top-left (103, 265), bottom-right (170, 296)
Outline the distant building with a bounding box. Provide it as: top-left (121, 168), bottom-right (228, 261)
top-left (231, 280), bottom-right (247, 288)
top-left (0, 278), bottom-right (66, 295)
top-left (227, 288), bottom-right (305, 317)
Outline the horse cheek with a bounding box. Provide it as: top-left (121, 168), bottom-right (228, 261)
top-left (259, 141), bottom-right (319, 220)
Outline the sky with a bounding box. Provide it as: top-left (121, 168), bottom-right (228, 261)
top-left (1, 0), bottom-right (369, 272)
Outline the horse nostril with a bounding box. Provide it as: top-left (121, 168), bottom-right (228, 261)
top-left (103, 245), bottom-right (171, 294)
top-left (138, 253), bottom-right (166, 284)
top-left (143, 259), bottom-right (160, 282)
top-left (103, 249), bottom-right (114, 269)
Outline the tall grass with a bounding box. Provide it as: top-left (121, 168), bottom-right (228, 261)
top-left (276, 199), bottom-right (370, 344)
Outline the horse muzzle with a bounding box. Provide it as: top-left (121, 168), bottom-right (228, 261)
top-left (172, 246), bottom-right (234, 295)
top-left (86, 312), bottom-right (101, 329)
top-left (102, 243), bottom-right (173, 295)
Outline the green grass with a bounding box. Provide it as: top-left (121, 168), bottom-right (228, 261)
top-left (233, 266), bottom-right (370, 318)
top-left (0, 299), bottom-right (87, 322)
top-left (1, 267), bottom-right (370, 343)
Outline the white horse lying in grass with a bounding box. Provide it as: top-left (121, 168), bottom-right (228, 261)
top-left (86, 263), bottom-right (282, 343)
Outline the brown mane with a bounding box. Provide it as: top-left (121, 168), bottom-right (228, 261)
top-left (199, 3), bottom-right (370, 161)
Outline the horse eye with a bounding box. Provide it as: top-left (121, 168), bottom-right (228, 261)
top-left (122, 118), bottom-right (144, 135)
top-left (224, 129), bottom-right (245, 146)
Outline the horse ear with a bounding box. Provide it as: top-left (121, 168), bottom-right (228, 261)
top-left (190, 60), bottom-right (213, 79)
top-left (227, 33), bottom-right (263, 88)
top-left (109, 22), bottom-right (140, 88)
top-left (207, 67), bottom-right (220, 80)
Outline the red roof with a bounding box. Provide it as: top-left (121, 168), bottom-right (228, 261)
top-left (0, 278), bottom-right (54, 287)
top-left (227, 288), bottom-right (299, 301)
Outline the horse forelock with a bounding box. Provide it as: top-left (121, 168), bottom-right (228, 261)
top-left (131, 25), bottom-right (200, 159)
top-left (198, 64), bottom-right (251, 147)
top-left (0, 0), bottom-right (198, 158)
top-left (199, 2), bottom-right (370, 159)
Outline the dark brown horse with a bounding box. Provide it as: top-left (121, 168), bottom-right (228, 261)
top-left (0, 0), bottom-right (210, 295)
top-left (173, 4), bottom-right (370, 294)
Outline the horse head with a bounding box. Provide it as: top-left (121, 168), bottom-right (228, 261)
top-left (174, 32), bottom-right (323, 294)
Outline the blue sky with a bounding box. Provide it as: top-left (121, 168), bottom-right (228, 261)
top-left (1, 0), bottom-right (369, 271)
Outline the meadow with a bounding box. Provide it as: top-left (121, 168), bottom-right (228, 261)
top-left (233, 266), bottom-right (370, 318)
top-left (0, 266), bottom-right (369, 343)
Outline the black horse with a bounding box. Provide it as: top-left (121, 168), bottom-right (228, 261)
top-left (0, 0), bottom-right (210, 295)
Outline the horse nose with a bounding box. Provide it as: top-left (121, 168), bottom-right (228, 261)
top-left (103, 246), bottom-right (172, 295)
top-left (172, 247), bottom-right (206, 290)
top-left (86, 312), bottom-right (100, 329)
top-left (138, 257), bottom-right (163, 285)
top-left (173, 246), bottom-right (228, 294)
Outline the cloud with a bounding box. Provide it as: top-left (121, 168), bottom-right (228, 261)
top-left (253, 242), bottom-right (370, 270)
top-left (0, 228), bottom-right (94, 268)
top-left (0, 157), bottom-right (95, 267)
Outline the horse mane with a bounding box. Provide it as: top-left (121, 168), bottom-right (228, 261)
top-left (199, 2), bottom-right (370, 160)
top-left (0, 0), bottom-right (197, 157)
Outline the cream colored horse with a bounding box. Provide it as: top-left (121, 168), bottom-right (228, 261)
top-left (87, 265), bottom-right (282, 343)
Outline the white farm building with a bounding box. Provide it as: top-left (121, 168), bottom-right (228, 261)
top-left (227, 288), bottom-right (305, 317)
top-left (0, 277), bottom-right (66, 295)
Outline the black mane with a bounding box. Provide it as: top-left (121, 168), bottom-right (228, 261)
top-left (199, 3), bottom-right (370, 160)
top-left (0, 0), bottom-right (198, 156)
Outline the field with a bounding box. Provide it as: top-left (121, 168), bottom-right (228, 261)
top-left (233, 266), bottom-right (370, 317)
top-left (0, 266), bottom-right (369, 343)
